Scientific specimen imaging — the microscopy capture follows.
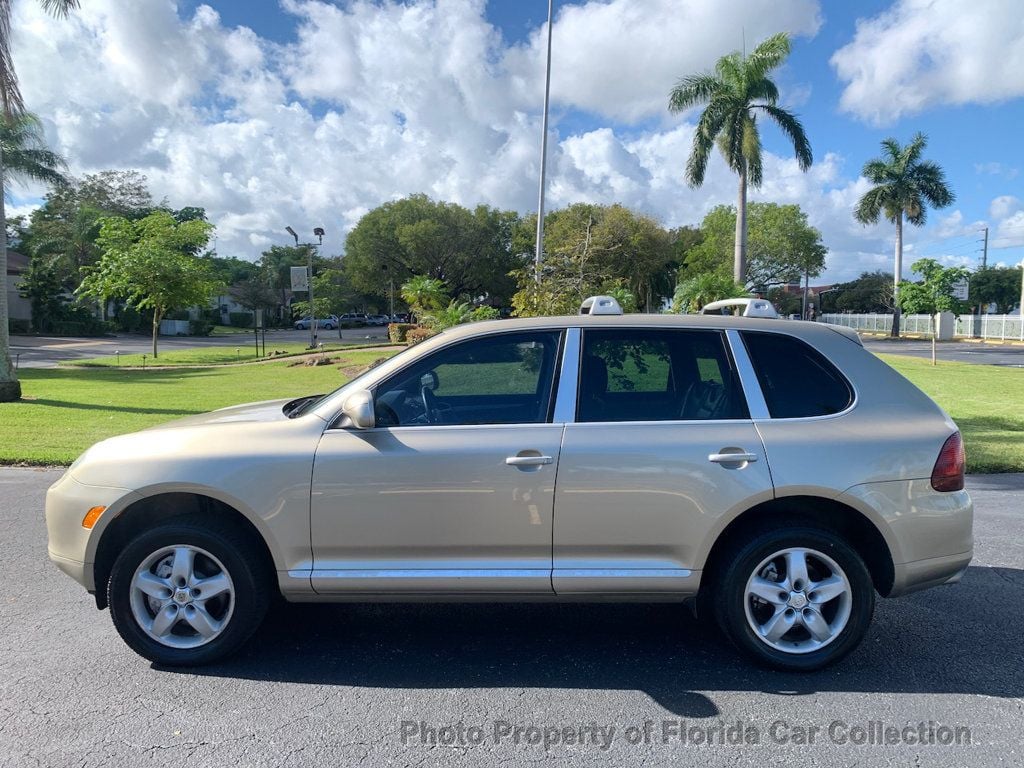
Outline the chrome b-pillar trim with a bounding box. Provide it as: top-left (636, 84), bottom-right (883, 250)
top-left (552, 327), bottom-right (581, 423)
top-left (726, 329), bottom-right (770, 420)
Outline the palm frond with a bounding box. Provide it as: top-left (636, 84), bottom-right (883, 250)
top-left (746, 76), bottom-right (779, 105)
top-left (903, 131), bottom-right (928, 167)
top-left (686, 100), bottom-right (729, 186)
top-left (756, 103), bottom-right (812, 170)
top-left (861, 158), bottom-right (892, 184)
top-left (854, 187), bottom-right (886, 225)
top-left (38, 0), bottom-right (80, 17)
top-left (1, 111), bottom-right (69, 194)
top-left (746, 32), bottom-right (791, 81)
top-left (668, 73), bottom-right (722, 113)
top-left (880, 138), bottom-right (902, 164)
top-left (742, 114), bottom-right (763, 187)
top-left (911, 161), bottom-right (955, 208)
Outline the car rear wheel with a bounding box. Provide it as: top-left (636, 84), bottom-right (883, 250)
top-left (107, 515), bottom-right (271, 666)
top-left (712, 526), bottom-right (874, 671)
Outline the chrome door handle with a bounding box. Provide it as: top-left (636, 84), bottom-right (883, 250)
top-left (708, 451), bottom-right (758, 464)
top-left (505, 455), bottom-right (553, 466)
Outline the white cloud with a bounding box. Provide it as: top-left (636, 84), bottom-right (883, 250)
top-left (9, 0), bottom-right (972, 283)
top-left (832, 0), bottom-right (1024, 125)
top-left (504, 0), bottom-right (822, 123)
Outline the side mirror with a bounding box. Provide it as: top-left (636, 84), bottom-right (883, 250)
top-left (341, 389), bottom-right (375, 429)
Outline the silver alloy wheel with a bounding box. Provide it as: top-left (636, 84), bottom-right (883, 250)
top-left (743, 547), bottom-right (852, 655)
top-left (129, 545), bottom-right (235, 649)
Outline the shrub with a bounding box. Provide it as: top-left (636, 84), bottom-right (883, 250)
top-left (406, 326), bottom-right (436, 345)
top-left (8, 318), bottom-right (30, 334)
top-left (388, 322), bottom-right (416, 343)
top-left (228, 312), bottom-right (253, 328)
top-left (189, 318), bottom-right (215, 336)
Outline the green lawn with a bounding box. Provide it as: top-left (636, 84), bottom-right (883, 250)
top-left (880, 354), bottom-right (1024, 474)
top-left (70, 340), bottom-right (394, 367)
top-left (1, 349), bottom-right (387, 465)
top-left (1, 349), bottom-right (1021, 472)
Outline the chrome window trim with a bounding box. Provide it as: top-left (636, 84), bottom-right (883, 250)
top-left (552, 327), bottom-right (581, 423)
top-left (726, 329), bottom-right (770, 420)
top-left (328, 327), bottom-right (567, 430)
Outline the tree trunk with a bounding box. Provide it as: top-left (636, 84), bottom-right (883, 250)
top-left (151, 309), bottom-right (162, 358)
top-left (734, 164), bottom-right (748, 286)
top-left (0, 147), bottom-right (22, 402)
top-left (892, 213), bottom-right (903, 338)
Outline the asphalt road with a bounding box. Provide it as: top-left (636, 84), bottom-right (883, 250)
top-left (10, 326), bottom-right (390, 368)
top-left (1, 469), bottom-right (1021, 767)
top-left (861, 338), bottom-right (1024, 367)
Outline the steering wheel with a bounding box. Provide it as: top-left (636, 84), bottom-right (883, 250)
top-left (421, 386), bottom-right (441, 424)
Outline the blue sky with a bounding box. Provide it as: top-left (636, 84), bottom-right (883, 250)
top-left (12, 0), bottom-right (1024, 281)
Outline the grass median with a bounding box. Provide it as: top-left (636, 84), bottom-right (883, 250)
top-left (0, 349), bottom-right (1020, 472)
top-left (1, 349), bottom-right (389, 465)
top-left (70, 339), bottom-right (394, 367)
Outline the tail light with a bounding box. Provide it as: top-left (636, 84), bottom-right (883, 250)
top-left (931, 432), bottom-right (965, 492)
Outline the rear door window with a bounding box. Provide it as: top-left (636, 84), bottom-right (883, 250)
top-left (741, 332), bottom-right (853, 418)
top-left (577, 329), bottom-right (748, 422)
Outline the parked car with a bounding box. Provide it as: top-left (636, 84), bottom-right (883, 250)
top-left (46, 296), bottom-right (971, 670)
top-left (339, 313), bottom-right (368, 327)
top-left (391, 313), bottom-right (411, 323)
top-left (294, 315), bottom-right (338, 330)
top-left (365, 314), bottom-right (390, 326)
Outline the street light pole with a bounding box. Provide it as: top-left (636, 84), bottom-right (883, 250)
top-left (533, 0), bottom-right (554, 286)
top-left (286, 225), bottom-right (324, 348)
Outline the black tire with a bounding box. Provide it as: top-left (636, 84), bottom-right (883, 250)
top-left (711, 525), bottom-right (875, 672)
top-left (107, 515), bottom-right (272, 666)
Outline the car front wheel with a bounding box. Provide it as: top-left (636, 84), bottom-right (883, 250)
top-left (107, 515), bottom-right (270, 666)
top-left (712, 525), bottom-right (875, 671)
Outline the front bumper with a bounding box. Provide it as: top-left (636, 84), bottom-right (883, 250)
top-left (45, 471), bottom-right (140, 592)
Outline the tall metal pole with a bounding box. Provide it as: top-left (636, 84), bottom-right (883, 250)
top-left (533, 0), bottom-right (554, 285)
top-left (308, 234), bottom-right (320, 348)
top-left (981, 226), bottom-right (988, 269)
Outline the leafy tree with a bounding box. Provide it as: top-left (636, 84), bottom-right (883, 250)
top-left (969, 267), bottom-right (1022, 314)
top-left (854, 132), bottom-right (954, 337)
top-left (898, 258), bottom-right (970, 365)
top-left (684, 203), bottom-right (826, 290)
top-left (77, 170), bottom-right (154, 219)
top-left (512, 203), bottom-right (670, 316)
top-left (668, 32), bottom-right (812, 284)
top-left (78, 211), bottom-right (215, 357)
top-left (829, 271), bottom-right (895, 313)
top-left (672, 272), bottom-right (747, 313)
top-left (344, 195), bottom-right (521, 305)
top-left (17, 253), bottom-right (65, 331)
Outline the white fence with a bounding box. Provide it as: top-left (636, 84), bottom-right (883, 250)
top-left (821, 313), bottom-right (1024, 341)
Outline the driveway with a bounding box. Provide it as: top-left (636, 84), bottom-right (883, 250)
top-left (0, 469), bottom-right (1020, 767)
top-left (9, 326), bottom-right (390, 368)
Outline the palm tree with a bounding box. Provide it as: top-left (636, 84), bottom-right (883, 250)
top-left (0, 0), bottom-right (79, 402)
top-left (668, 32), bottom-right (812, 286)
top-left (854, 133), bottom-right (954, 337)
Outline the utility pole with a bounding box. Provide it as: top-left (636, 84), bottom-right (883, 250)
top-left (533, 0), bottom-right (554, 285)
top-left (981, 226), bottom-right (988, 270)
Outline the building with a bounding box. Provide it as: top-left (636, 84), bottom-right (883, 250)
top-left (5, 250), bottom-right (32, 327)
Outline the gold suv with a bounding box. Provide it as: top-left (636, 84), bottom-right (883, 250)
top-left (46, 299), bottom-right (972, 671)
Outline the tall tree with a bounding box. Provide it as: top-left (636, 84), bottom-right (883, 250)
top-left (668, 32), bottom-right (812, 285)
top-left (684, 203), bottom-right (826, 290)
top-left (0, 0), bottom-right (79, 401)
top-left (854, 132), bottom-right (954, 337)
top-left (78, 211), bottom-right (215, 358)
